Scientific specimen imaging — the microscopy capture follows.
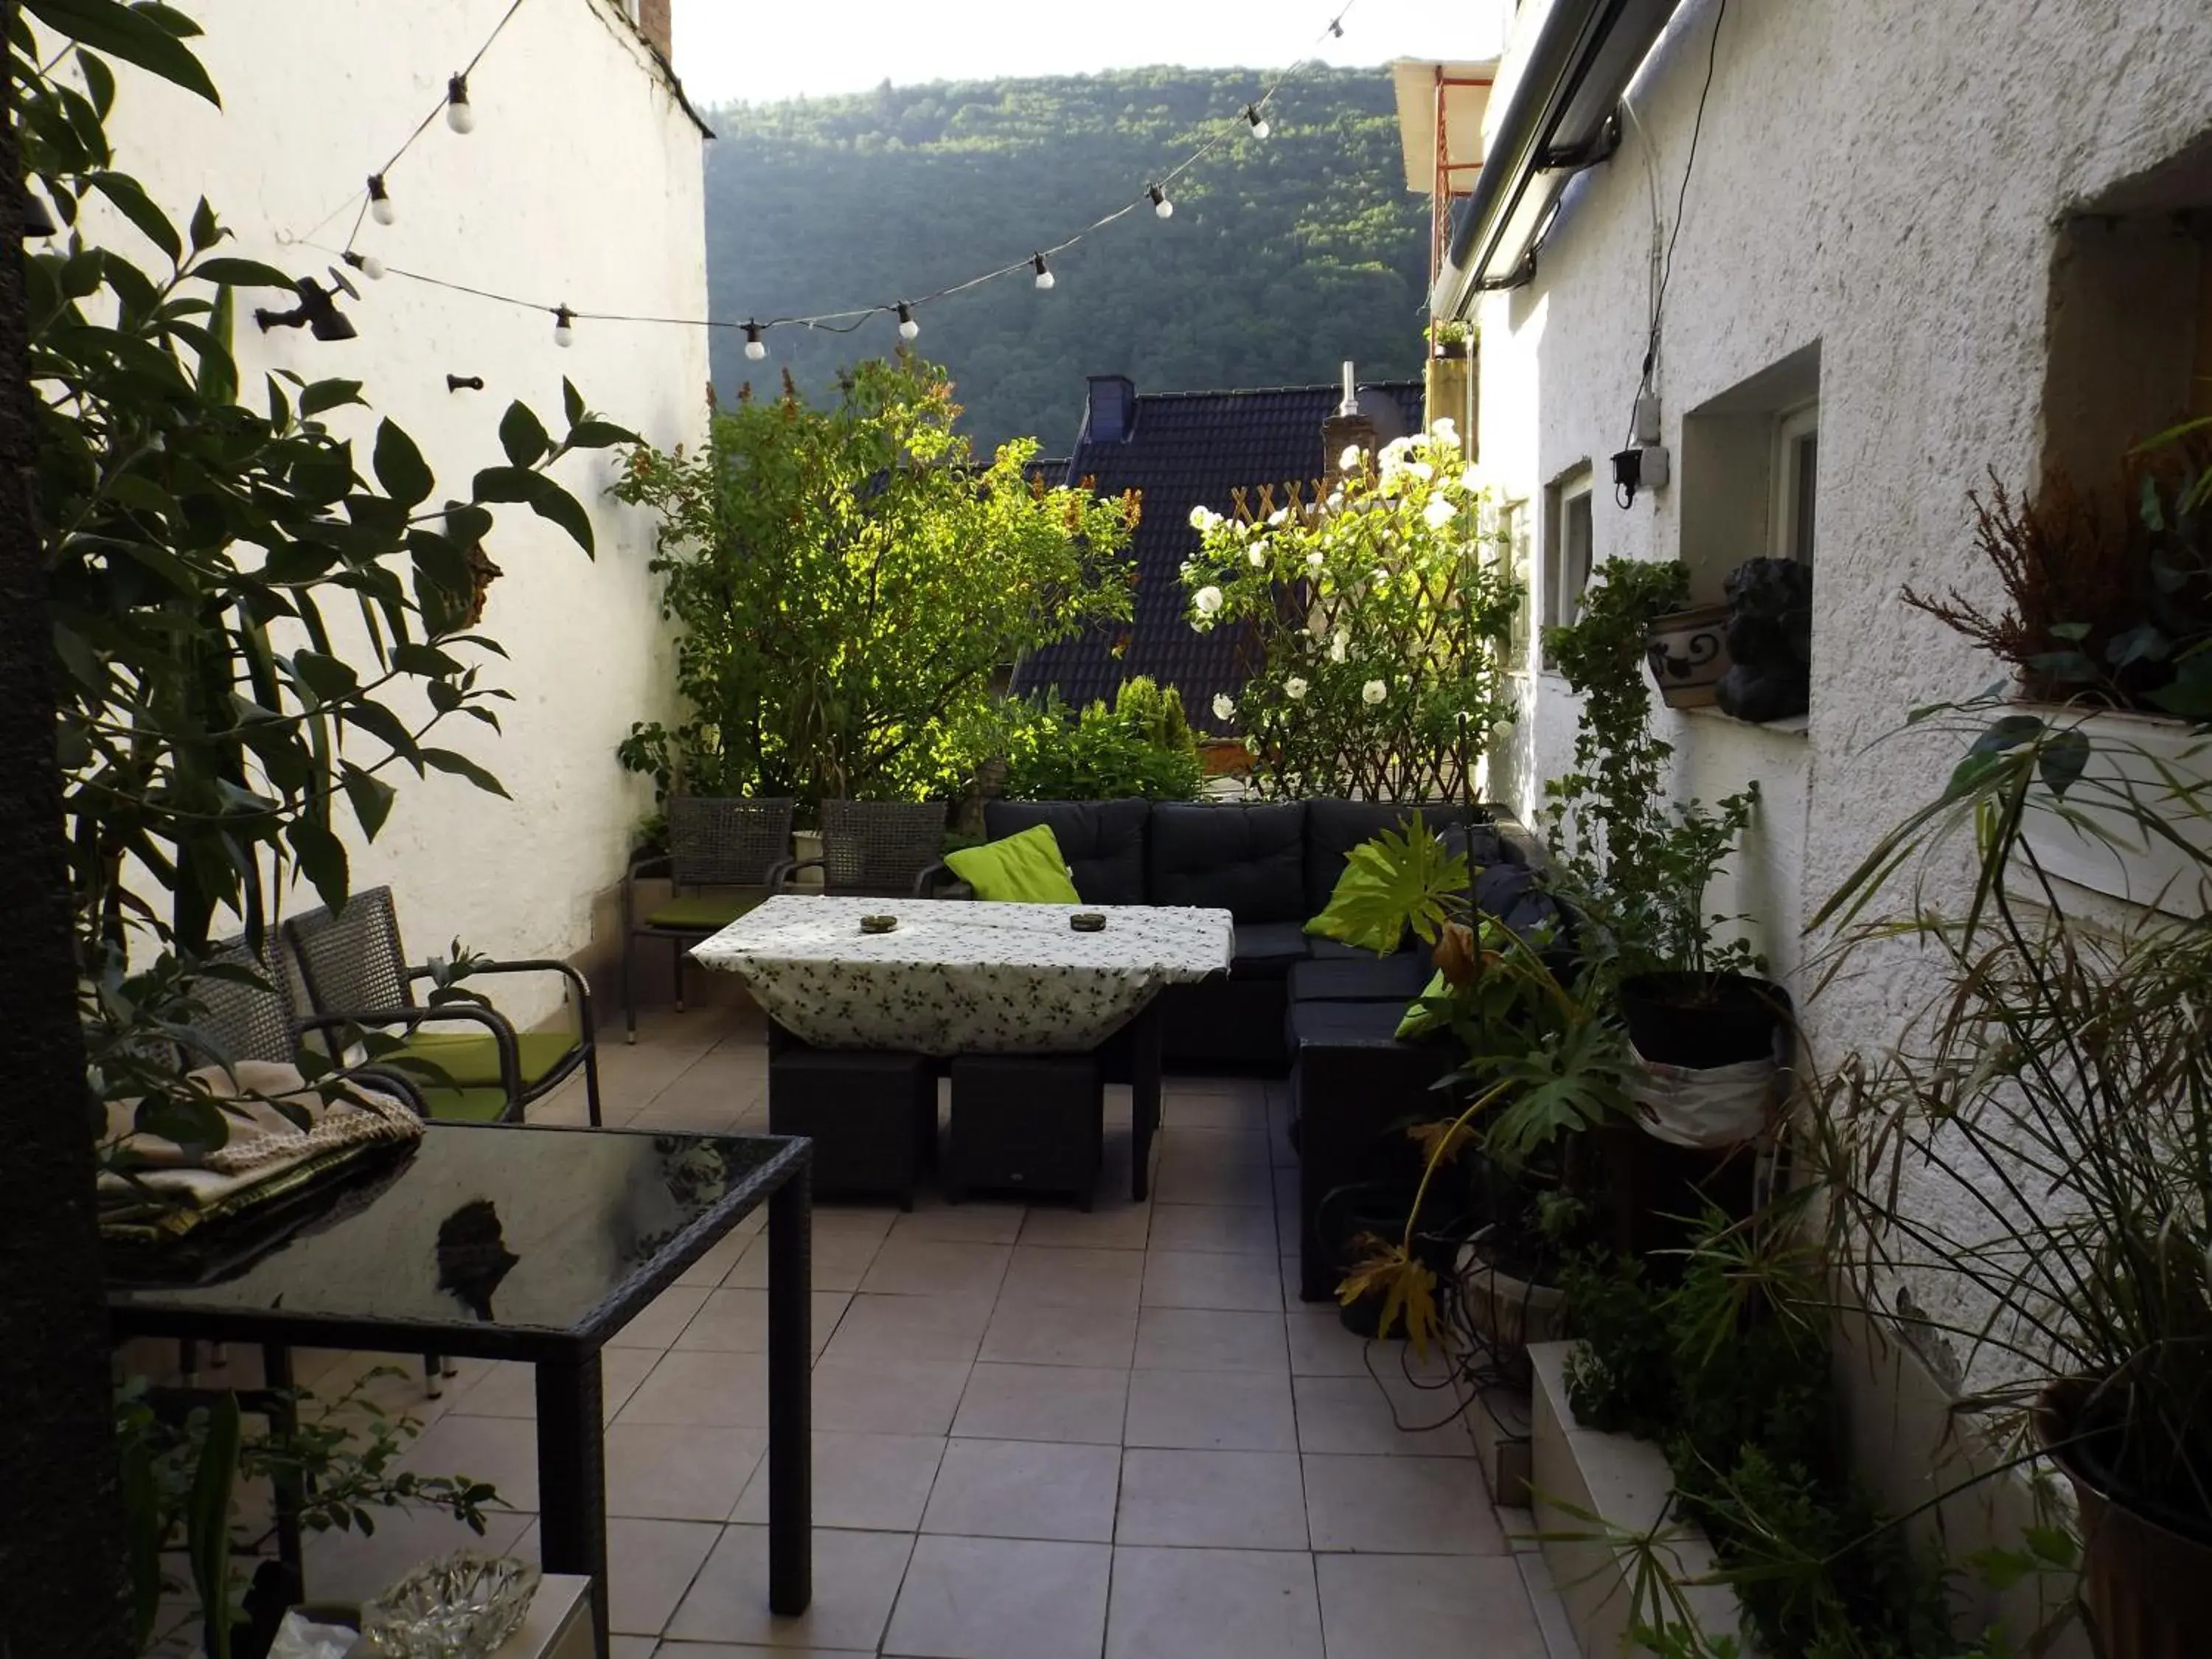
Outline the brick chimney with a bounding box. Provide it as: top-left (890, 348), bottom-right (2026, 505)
top-left (1084, 375), bottom-right (1137, 444)
top-left (635, 0), bottom-right (672, 56)
top-left (1321, 359), bottom-right (1376, 484)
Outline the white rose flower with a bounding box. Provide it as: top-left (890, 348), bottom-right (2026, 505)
top-left (1325, 490), bottom-right (1344, 511)
top-left (1370, 566), bottom-right (1390, 586)
top-left (1422, 497), bottom-right (1458, 530)
top-left (1408, 461), bottom-right (1435, 483)
top-left (1248, 544), bottom-right (1268, 567)
top-left (1305, 549), bottom-right (1325, 571)
top-left (1490, 719), bottom-right (1515, 742)
top-left (1189, 505), bottom-right (1220, 532)
top-left (1284, 676), bottom-right (1309, 700)
top-left (1213, 693), bottom-right (1236, 721)
top-left (1193, 585), bottom-right (1223, 618)
top-left (1428, 416), bottom-right (1458, 442)
top-left (1329, 629), bottom-right (1349, 664)
top-left (1362, 678), bottom-right (1388, 706)
top-left (1459, 465), bottom-right (1481, 493)
top-left (1380, 435), bottom-right (1416, 465)
top-left (1267, 507), bottom-right (1290, 526)
top-left (1338, 443), bottom-right (1365, 472)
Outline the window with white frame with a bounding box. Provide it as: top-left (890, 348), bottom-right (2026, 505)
top-left (1496, 498), bottom-right (1533, 669)
top-left (1541, 467), bottom-right (1594, 669)
top-left (1771, 402), bottom-right (1818, 565)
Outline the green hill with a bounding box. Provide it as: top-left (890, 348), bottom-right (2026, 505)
top-left (701, 66), bottom-right (1430, 454)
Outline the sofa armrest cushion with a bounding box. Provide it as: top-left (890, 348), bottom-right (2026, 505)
top-left (984, 798), bottom-right (1150, 906)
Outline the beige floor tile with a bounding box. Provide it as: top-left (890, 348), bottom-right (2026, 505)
top-left (1124, 1368), bottom-right (1297, 1452)
top-left (978, 1301), bottom-right (1139, 1370)
top-left (1150, 1154), bottom-right (1273, 1209)
top-left (608, 1517), bottom-right (723, 1636)
top-left (1301, 1454), bottom-right (1506, 1554)
top-left (1131, 1308), bottom-right (1288, 1374)
top-left (921, 1437), bottom-right (1121, 1543)
top-left (676, 1227), bottom-right (756, 1289)
top-left (726, 1228), bottom-right (883, 1293)
top-left (668, 1524), bottom-right (913, 1650)
top-left (610, 1283), bottom-right (714, 1350)
top-left (819, 1293), bottom-right (993, 1365)
top-left (1104, 1547), bottom-right (1323, 1659)
top-left (951, 1363), bottom-right (1127, 1445)
top-left (642, 1647), bottom-right (858, 1658)
top-left (996, 1245), bottom-right (1145, 1312)
top-left (1141, 1249), bottom-right (1284, 1312)
top-left (884, 1535), bottom-right (1110, 1659)
top-left (398, 1411), bottom-right (543, 1511)
top-left (733, 1430), bottom-right (947, 1531)
top-left (810, 1205), bottom-right (900, 1244)
top-left (443, 1346), bottom-right (661, 1422)
top-left (301, 1505), bottom-right (534, 1606)
top-left (1284, 1311), bottom-right (1374, 1377)
top-left (1146, 1202), bottom-right (1278, 1256)
top-left (1114, 1448), bottom-right (1308, 1550)
top-left (675, 1287), bottom-right (850, 1357)
top-left (888, 1203), bottom-right (1026, 1245)
top-left (1315, 1554), bottom-right (1548, 1659)
top-left (810, 1354), bottom-right (974, 1436)
top-left (1018, 1202), bottom-right (1152, 1251)
top-left (856, 1239), bottom-right (1012, 1301)
top-left (616, 1349), bottom-right (770, 1429)
top-left (608, 1637), bottom-right (655, 1659)
top-left (603, 1424), bottom-right (769, 1521)
top-left (1292, 1374), bottom-right (1475, 1458)
top-left (1161, 1092), bottom-right (1267, 1131)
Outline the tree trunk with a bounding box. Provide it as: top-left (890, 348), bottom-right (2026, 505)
top-left (0, 7), bottom-right (132, 1646)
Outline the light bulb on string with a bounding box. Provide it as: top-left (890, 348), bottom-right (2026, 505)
top-left (367, 174), bottom-right (394, 225)
top-left (1149, 184), bottom-right (1173, 220)
top-left (552, 305), bottom-right (575, 347)
top-left (1245, 104), bottom-right (1270, 139)
top-left (343, 249), bottom-right (387, 281)
top-left (743, 319), bottom-right (767, 361)
top-left (896, 302), bottom-right (919, 342)
top-left (446, 74), bottom-right (475, 134)
top-left (1032, 252), bottom-right (1054, 291)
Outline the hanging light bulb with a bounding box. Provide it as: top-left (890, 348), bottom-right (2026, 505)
top-left (445, 73), bottom-right (475, 134)
top-left (896, 302), bottom-right (919, 342)
top-left (1149, 184), bottom-right (1174, 220)
top-left (552, 305), bottom-right (575, 348)
top-left (1032, 252), bottom-right (1054, 291)
top-left (743, 319), bottom-right (767, 361)
top-left (342, 249), bottom-right (387, 281)
top-left (1245, 104), bottom-right (1270, 139)
top-left (367, 174), bottom-right (394, 225)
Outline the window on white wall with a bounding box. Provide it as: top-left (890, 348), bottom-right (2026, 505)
top-left (1497, 498), bottom-right (1532, 669)
top-left (1541, 468), bottom-right (1593, 669)
top-left (1680, 342), bottom-right (1821, 597)
top-left (1771, 402), bottom-right (1818, 565)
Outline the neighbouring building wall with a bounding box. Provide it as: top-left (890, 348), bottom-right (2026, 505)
top-left (94, 0), bottom-right (709, 1023)
top-left (1470, 0), bottom-right (2211, 1636)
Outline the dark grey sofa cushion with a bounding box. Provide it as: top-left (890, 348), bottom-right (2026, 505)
top-left (984, 799), bottom-right (1150, 906)
top-left (1302, 800), bottom-right (1498, 917)
top-left (1472, 862), bottom-right (1572, 944)
top-left (1149, 801), bottom-right (1308, 922)
top-left (1231, 921), bottom-right (1312, 981)
top-left (1287, 955), bottom-right (1434, 1004)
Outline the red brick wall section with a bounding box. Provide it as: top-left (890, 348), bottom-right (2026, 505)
top-left (636, 0), bottom-right (672, 56)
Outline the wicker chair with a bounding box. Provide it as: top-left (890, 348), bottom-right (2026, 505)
top-left (772, 799), bottom-right (948, 897)
top-left (622, 796), bottom-right (794, 1043)
top-left (283, 886), bottom-right (601, 1126)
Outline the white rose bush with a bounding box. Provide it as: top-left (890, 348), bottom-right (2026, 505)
top-left (1180, 424), bottom-right (1520, 801)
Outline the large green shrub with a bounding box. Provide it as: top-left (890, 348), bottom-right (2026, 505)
top-left (992, 678), bottom-right (1203, 803)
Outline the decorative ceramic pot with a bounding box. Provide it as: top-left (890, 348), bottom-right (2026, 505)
top-left (1458, 1240), bottom-right (1568, 1365)
top-left (2014, 706), bottom-right (2212, 917)
top-left (2036, 1380), bottom-right (2212, 1659)
top-left (1644, 605), bottom-right (1732, 709)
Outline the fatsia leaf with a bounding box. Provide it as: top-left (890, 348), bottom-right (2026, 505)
top-left (22, 0), bottom-right (220, 105)
top-left (521, 473), bottom-right (596, 557)
top-left (498, 400), bottom-right (551, 469)
top-left (562, 376), bottom-right (585, 426)
top-left (372, 419), bottom-right (433, 507)
top-left (87, 170), bottom-right (178, 261)
top-left (284, 818), bottom-right (350, 913)
top-left (1306, 813), bottom-right (1468, 953)
top-left (192, 256), bottom-right (294, 290)
top-left (340, 764), bottom-right (397, 840)
top-left (565, 418), bottom-right (640, 451)
top-left (299, 378), bottom-right (364, 417)
top-left (420, 746), bottom-right (510, 798)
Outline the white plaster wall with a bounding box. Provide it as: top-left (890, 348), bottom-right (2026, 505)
top-left (90, 0), bottom-right (707, 1023)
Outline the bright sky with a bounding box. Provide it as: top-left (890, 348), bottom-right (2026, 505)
top-left (669, 0), bottom-right (1507, 107)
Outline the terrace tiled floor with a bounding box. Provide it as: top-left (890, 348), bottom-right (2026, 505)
top-left (281, 1006), bottom-right (1576, 1658)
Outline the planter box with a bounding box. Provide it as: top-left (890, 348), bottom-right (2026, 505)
top-left (2017, 706), bottom-right (2212, 916)
top-left (1529, 1340), bottom-right (1748, 1657)
top-left (790, 827), bottom-right (827, 890)
top-left (1644, 605), bottom-right (1731, 710)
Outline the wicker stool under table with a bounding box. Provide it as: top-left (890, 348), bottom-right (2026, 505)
top-left (945, 1053), bottom-right (1105, 1210)
top-left (768, 1044), bottom-right (936, 1210)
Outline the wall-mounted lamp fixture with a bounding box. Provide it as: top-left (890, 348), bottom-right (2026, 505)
top-left (254, 268), bottom-right (361, 342)
top-left (447, 374), bottom-right (484, 392)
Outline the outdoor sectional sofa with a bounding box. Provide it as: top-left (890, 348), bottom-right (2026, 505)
top-left (933, 796), bottom-right (1557, 1299)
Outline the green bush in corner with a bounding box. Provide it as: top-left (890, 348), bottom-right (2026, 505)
top-left (945, 824), bottom-right (1082, 903)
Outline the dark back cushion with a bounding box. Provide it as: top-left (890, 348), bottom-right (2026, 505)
top-left (1301, 800), bottom-right (1498, 917)
top-left (1148, 801), bottom-right (1308, 922)
top-left (984, 799), bottom-right (1151, 906)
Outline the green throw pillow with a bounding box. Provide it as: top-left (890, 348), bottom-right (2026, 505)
top-left (1304, 841), bottom-right (1410, 955)
top-left (945, 823), bottom-right (1082, 904)
top-left (1396, 969), bottom-right (1451, 1040)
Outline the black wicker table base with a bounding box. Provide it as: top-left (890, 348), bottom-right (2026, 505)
top-left (945, 1053), bottom-right (1105, 1210)
top-left (768, 1046), bottom-right (937, 1211)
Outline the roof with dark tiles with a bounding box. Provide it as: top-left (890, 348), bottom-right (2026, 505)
top-left (1013, 376), bottom-right (1426, 734)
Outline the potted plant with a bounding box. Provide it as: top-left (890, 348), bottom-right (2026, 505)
top-left (1811, 700), bottom-right (2212, 1656)
top-left (1429, 318), bottom-right (1474, 361)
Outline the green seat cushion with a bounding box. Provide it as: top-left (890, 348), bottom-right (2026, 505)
top-left (945, 824), bottom-right (1082, 904)
top-left (1396, 969), bottom-right (1453, 1040)
top-left (394, 1029), bottom-right (577, 1090)
top-left (645, 892), bottom-right (764, 931)
top-left (411, 1085), bottom-right (515, 1123)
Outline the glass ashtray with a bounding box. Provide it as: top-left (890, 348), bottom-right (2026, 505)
top-left (1070, 911), bottom-right (1107, 931)
top-left (361, 1551), bottom-right (540, 1657)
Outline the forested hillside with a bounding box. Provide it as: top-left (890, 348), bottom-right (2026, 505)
top-left (701, 67), bottom-right (1429, 454)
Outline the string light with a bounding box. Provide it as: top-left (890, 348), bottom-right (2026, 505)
top-left (552, 304), bottom-right (575, 347)
top-left (743, 319), bottom-right (767, 360)
top-left (342, 249), bottom-right (386, 281)
top-left (1245, 104), bottom-right (1270, 139)
top-left (367, 174), bottom-right (394, 225)
top-left (896, 302), bottom-right (919, 341)
top-left (1032, 252), bottom-right (1054, 291)
top-left (1149, 184), bottom-right (1173, 220)
top-left (445, 74), bottom-right (475, 134)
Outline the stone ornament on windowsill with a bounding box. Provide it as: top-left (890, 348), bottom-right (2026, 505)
top-left (1714, 557), bottom-right (1812, 723)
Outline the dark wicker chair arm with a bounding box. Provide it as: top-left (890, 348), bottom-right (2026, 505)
top-left (911, 861), bottom-right (973, 900)
top-left (768, 856), bottom-right (822, 891)
top-left (352, 1065), bottom-right (432, 1118)
top-left (627, 851), bottom-right (675, 880)
top-left (433, 958), bottom-right (597, 1048)
top-left (296, 1004), bottom-right (522, 1098)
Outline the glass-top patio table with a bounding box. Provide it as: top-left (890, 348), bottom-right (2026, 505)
top-left (692, 896), bottom-right (1235, 1199)
top-left (105, 1123), bottom-right (814, 1655)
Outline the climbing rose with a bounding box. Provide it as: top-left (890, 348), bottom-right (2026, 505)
top-left (1362, 678), bottom-right (1387, 705)
top-left (1213, 693), bottom-right (1236, 721)
top-left (1284, 677), bottom-right (1309, 700)
top-left (1423, 497), bottom-right (1458, 530)
top-left (1192, 585), bottom-right (1222, 617)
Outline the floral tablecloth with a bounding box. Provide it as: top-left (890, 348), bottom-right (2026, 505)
top-left (690, 896), bottom-right (1234, 1055)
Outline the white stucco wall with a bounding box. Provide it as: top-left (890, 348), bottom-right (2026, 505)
top-left (90, 0), bottom-right (708, 1023)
